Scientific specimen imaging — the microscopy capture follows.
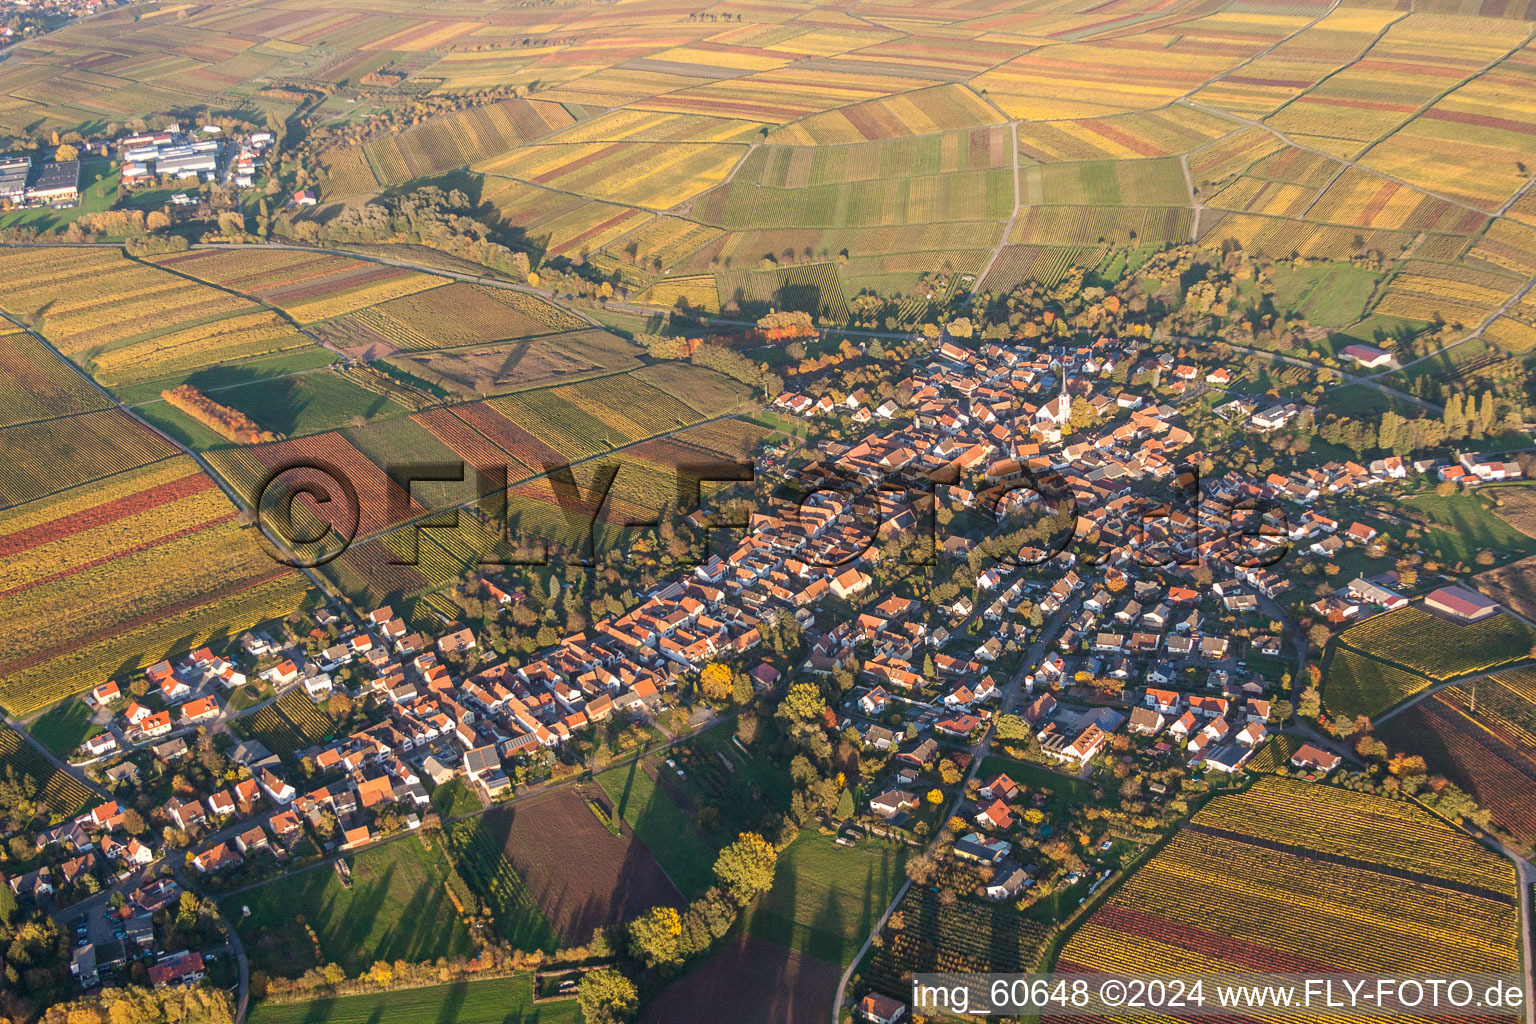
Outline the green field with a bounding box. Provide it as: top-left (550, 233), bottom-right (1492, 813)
top-left (26, 700), bottom-right (102, 757)
top-left (116, 348), bottom-right (340, 405)
top-left (226, 835), bottom-right (475, 977)
top-left (596, 758), bottom-right (717, 898)
top-left (1401, 491), bottom-right (1536, 564)
top-left (134, 400), bottom-right (237, 451)
top-left (1035, 158), bottom-right (1188, 207)
top-left (247, 975), bottom-right (579, 1024)
top-left (1267, 262), bottom-right (1379, 327)
top-left (740, 832), bottom-right (908, 966)
top-left (214, 370), bottom-right (407, 436)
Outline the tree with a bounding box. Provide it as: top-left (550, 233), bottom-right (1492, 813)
top-left (55, 144), bottom-right (78, 162)
top-left (713, 832), bottom-right (777, 906)
top-left (926, 788), bottom-right (943, 805)
top-left (834, 788), bottom-right (854, 820)
top-left (699, 663), bottom-right (733, 703)
top-left (217, 211), bottom-right (245, 236)
top-left (937, 759), bottom-right (961, 785)
top-left (626, 906), bottom-right (683, 968)
top-left (120, 808), bottom-right (146, 835)
top-left (146, 209), bottom-right (172, 232)
top-left (577, 970), bottom-right (638, 1024)
top-left (779, 682), bottom-right (824, 726)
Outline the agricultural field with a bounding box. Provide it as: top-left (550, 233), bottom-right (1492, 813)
top-left (26, 700), bottom-right (103, 759)
top-left (383, 329), bottom-right (643, 397)
top-left (232, 691), bottom-right (339, 759)
top-left (459, 788), bottom-right (682, 946)
top-left (0, 726), bottom-right (96, 816)
top-left (0, 328), bottom-right (110, 427)
top-left (0, 457), bottom-right (307, 716)
top-left (227, 835), bottom-right (476, 978)
top-left (1379, 670), bottom-right (1536, 844)
top-left (0, 248), bottom-right (317, 382)
top-left (1336, 606), bottom-right (1536, 682)
top-left (863, 887), bottom-right (1052, 998)
top-left (640, 935), bottom-right (841, 1024)
top-left (0, 408), bottom-right (178, 507)
top-left (248, 976), bottom-right (579, 1024)
top-left (336, 283), bottom-right (588, 354)
top-left (148, 248), bottom-right (441, 324)
top-left (1053, 778), bottom-right (1518, 983)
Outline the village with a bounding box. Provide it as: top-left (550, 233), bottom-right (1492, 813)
top-left (4, 309), bottom-right (1527, 1021)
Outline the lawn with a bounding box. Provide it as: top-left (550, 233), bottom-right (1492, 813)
top-left (26, 700), bottom-right (102, 758)
top-left (212, 370), bottom-right (407, 437)
top-left (596, 757), bottom-right (717, 898)
top-left (429, 778), bottom-right (483, 819)
top-left (1401, 490), bottom-right (1536, 564)
top-left (740, 832), bottom-right (908, 967)
top-left (226, 835), bottom-right (474, 978)
top-left (247, 975), bottom-right (579, 1024)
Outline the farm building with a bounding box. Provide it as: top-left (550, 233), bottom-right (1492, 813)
top-left (27, 159), bottom-right (78, 203)
top-left (1340, 344), bottom-right (1392, 369)
top-left (1424, 586), bottom-right (1500, 622)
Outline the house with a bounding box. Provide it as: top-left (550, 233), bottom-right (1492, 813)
top-left (1128, 707), bottom-right (1165, 736)
top-left (1424, 586), bottom-right (1500, 622)
top-left (859, 687), bottom-right (890, 716)
top-left (1204, 744), bottom-right (1252, 774)
top-left (148, 951), bottom-right (204, 988)
top-left (869, 789), bottom-right (919, 819)
top-left (1237, 721), bottom-right (1267, 747)
top-left (830, 567), bottom-right (872, 599)
top-left (897, 738), bottom-right (937, 767)
top-left (179, 696), bottom-right (220, 724)
top-left (303, 674), bottom-right (334, 698)
top-left (1290, 743), bottom-right (1342, 773)
top-left (258, 768), bottom-right (296, 804)
top-left (92, 681), bottom-right (122, 705)
top-left (191, 843), bottom-right (241, 873)
top-left (974, 798), bottom-right (1014, 831)
top-left (859, 992), bottom-right (908, 1024)
top-left (1168, 711), bottom-right (1197, 742)
top-left (953, 832), bottom-right (1011, 864)
top-left (233, 826), bottom-right (269, 855)
top-left (167, 797), bottom-right (206, 830)
top-left (935, 715), bottom-right (982, 739)
top-left (206, 790), bottom-right (236, 817)
top-left (978, 774), bottom-right (1017, 801)
top-left (1347, 576), bottom-right (1408, 611)
top-left (84, 732), bottom-right (118, 757)
top-left (984, 861), bottom-right (1030, 901)
top-left (159, 675), bottom-right (191, 702)
top-left (138, 710), bottom-right (173, 738)
top-left (464, 745), bottom-right (509, 796)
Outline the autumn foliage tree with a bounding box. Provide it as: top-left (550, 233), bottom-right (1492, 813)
top-left (699, 662), bottom-right (733, 703)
